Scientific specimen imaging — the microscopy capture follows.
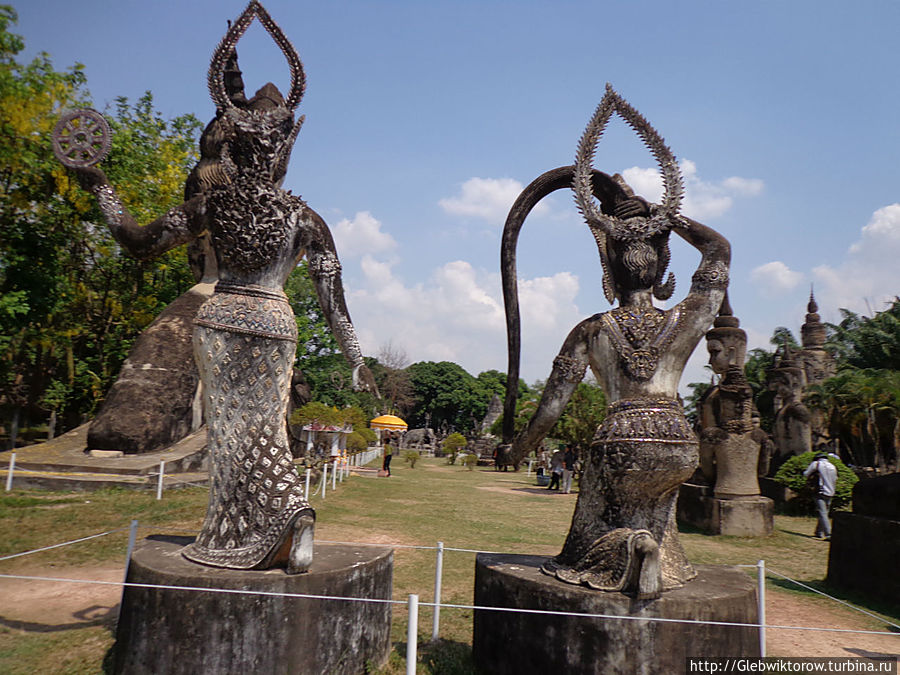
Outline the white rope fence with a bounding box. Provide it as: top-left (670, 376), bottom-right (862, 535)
top-left (138, 445), bottom-right (383, 501)
top-left (2, 526), bottom-right (899, 672)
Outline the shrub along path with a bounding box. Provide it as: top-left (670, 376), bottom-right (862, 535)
top-left (0, 456), bottom-right (897, 673)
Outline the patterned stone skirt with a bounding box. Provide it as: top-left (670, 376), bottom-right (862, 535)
top-left (181, 283), bottom-right (312, 569)
top-left (545, 397), bottom-right (698, 592)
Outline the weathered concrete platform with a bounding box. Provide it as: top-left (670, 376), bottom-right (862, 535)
top-left (0, 424), bottom-right (208, 490)
top-left (827, 473), bottom-right (900, 606)
top-left (473, 553), bottom-right (758, 675)
top-left (114, 537), bottom-right (393, 675)
top-left (678, 483), bottom-right (773, 536)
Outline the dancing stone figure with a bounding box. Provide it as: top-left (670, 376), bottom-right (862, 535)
top-left (502, 85), bottom-right (730, 599)
top-left (53, 0), bottom-right (375, 573)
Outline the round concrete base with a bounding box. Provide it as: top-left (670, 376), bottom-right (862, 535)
top-left (473, 554), bottom-right (758, 675)
top-left (113, 536), bottom-right (393, 675)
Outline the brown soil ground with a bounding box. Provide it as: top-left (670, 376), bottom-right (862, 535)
top-left (1, 563), bottom-right (897, 658)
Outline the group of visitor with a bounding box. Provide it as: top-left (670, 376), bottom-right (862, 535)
top-left (540, 445), bottom-right (578, 494)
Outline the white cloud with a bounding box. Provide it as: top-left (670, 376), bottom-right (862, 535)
top-left (332, 211), bottom-right (397, 259)
top-left (811, 203), bottom-right (900, 314)
top-left (750, 261), bottom-right (805, 294)
top-left (621, 159), bottom-right (763, 220)
top-left (438, 177), bottom-right (548, 223)
top-left (346, 253), bottom-right (582, 382)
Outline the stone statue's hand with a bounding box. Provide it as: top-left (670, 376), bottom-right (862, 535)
top-left (352, 364), bottom-right (379, 396)
top-left (613, 196), bottom-right (650, 220)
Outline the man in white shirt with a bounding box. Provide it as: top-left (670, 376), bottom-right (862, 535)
top-left (803, 452), bottom-right (838, 540)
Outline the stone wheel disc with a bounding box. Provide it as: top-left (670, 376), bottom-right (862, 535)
top-left (52, 109), bottom-right (111, 168)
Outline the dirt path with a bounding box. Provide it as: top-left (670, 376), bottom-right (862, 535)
top-left (1, 563), bottom-right (896, 657)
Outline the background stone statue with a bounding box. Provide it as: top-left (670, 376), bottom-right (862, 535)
top-left (699, 297), bottom-right (764, 499)
top-left (502, 86), bottom-right (730, 598)
top-left (767, 344), bottom-right (812, 472)
top-left (53, 1), bottom-right (375, 572)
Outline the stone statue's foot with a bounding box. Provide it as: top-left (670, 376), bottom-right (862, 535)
top-left (286, 513), bottom-right (315, 574)
top-left (632, 532), bottom-right (661, 600)
top-left (540, 528), bottom-right (663, 599)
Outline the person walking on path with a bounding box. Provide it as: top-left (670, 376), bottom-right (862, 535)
top-left (382, 433), bottom-right (396, 477)
top-left (561, 445), bottom-right (577, 494)
top-left (547, 449), bottom-right (564, 490)
top-left (804, 452), bottom-right (837, 539)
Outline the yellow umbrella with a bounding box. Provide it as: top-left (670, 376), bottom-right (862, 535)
top-left (369, 414), bottom-right (408, 431)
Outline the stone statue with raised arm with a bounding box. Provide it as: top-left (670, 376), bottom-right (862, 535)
top-left (52, 0), bottom-right (375, 573)
top-left (501, 85), bottom-right (730, 599)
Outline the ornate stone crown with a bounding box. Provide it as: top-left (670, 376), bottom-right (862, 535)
top-left (573, 84), bottom-right (685, 303)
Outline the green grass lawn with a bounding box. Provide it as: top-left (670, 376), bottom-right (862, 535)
top-left (0, 455), bottom-right (896, 673)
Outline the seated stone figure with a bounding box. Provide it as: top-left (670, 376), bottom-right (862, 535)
top-left (502, 86), bottom-right (730, 598)
top-left (53, 1), bottom-right (375, 572)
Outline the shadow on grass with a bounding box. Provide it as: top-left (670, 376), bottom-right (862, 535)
top-left (0, 603), bottom-right (117, 633)
top-left (769, 577), bottom-right (900, 628)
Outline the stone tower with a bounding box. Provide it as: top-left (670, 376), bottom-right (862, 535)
top-left (799, 288), bottom-right (836, 387)
top-left (798, 288), bottom-right (835, 445)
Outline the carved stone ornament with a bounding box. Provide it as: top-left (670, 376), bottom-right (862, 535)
top-left (553, 354), bottom-right (588, 383)
top-left (691, 260), bottom-right (730, 291)
top-left (52, 109), bottom-right (111, 168)
top-left (572, 84), bottom-right (684, 243)
top-left (600, 306), bottom-right (682, 380)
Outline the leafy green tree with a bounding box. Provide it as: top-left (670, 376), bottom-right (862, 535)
top-left (283, 263), bottom-right (381, 418)
top-left (442, 432), bottom-right (467, 464)
top-left (551, 380), bottom-right (607, 453)
top-left (0, 8), bottom-right (201, 444)
top-left (406, 361), bottom-right (489, 433)
top-left (683, 380), bottom-right (712, 429)
top-left (828, 301), bottom-right (900, 371)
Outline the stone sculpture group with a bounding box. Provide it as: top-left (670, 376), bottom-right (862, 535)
top-left (48, 1), bottom-right (789, 671)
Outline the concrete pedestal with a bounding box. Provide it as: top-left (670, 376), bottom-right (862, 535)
top-left (828, 512), bottom-right (900, 606)
top-left (113, 536), bottom-right (393, 675)
top-left (678, 483), bottom-right (773, 536)
top-left (473, 553), bottom-right (758, 675)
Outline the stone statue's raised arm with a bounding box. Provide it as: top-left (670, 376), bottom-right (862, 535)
top-left (305, 213), bottom-right (378, 394)
top-left (52, 110), bottom-right (206, 260)
top-left (674, 216), bottom-right (731, 297)
top-left (510, 320), bottom-right (592, 463)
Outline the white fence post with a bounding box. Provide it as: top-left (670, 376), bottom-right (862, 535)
top-left (527, 459), bottom-right (533, 476)
top-left (156, 460), bottom-right (165, 500)
top-left (757, 559), bottom-right (766, 657)
top-left (431, 541), bottom-right (444, 642)
top-left (406, 594), bottom-right (419, 675)
top-left (5, 452), bottom-right (14, 492)
top-left (304, 468), bottom-right (311, 501)
top-left (321, 463), bottom-right (327, 499)
top-left (332, 459), bottom-right (337, 491)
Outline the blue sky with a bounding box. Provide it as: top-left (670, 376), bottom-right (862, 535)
top-left (16, 1), bottom-right (900, 389)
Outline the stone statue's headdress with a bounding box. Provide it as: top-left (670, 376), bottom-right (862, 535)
top-left (573, 84), bottom-right (684, 303)
top-left (706, 293), bottom-right (746, 346)
top-left (208, 1), bottom-right (306, 180)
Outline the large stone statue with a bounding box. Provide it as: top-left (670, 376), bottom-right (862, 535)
top-left (767, 344), bottom-right (812, 471)
top-left (53, 1), bottom-right (375, 572)
top-left (502, 86), bottom-right (730, 599)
